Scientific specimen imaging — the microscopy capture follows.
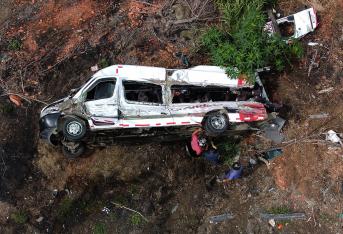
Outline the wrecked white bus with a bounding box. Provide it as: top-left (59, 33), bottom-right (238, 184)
top-left (39, 65), bottom-right (270, 157)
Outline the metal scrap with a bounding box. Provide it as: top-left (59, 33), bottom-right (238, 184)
top-left (261, 116), bottom-right (286, 144)
top-left (318, 87), bottom-right (334, 94)
top-left (308, 113), bottom-right (329, 119)
top-left (326, 130), bottom-right (343, 147)
top-left (209, 213), bottom-right (234, 223)
top-left (261, 213), bottom-right (306, 221)
top-left (263, 148), bottom-right (283, 160)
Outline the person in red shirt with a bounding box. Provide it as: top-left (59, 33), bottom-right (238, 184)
top-left (190, 128), bottom-right (207, 156)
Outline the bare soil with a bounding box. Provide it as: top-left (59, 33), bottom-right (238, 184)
top-left (0, 0), bottom-right (342, 233)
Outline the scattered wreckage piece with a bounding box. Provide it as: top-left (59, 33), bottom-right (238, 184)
top-left (260, 116), bottom-right (286, 144)
top-left (326, 130), bottom-right (343, 147)
top-left (263, 148), bottom-right (283, 160)
top-left (308, 113), bottom-right (329, 119)
top-left (306, 41), bottom-right (330, 77)
top-left (39, 64), bottom-right (272, 158)
top-left (264, 7), bottom-right (318, 43)
top-left (209, 213), bottom-right (234, 224)
top-left (261, 213), bottom-right (307, 221)
top-left (317, 87), bottom-right (334, 94)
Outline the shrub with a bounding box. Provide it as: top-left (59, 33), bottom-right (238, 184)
top-left (130, 213), bottom-right (143, 226)
top-left (10, 211), bottom-right (28, 224)
top-left (215, 0), bottom-right (265, 30)
top-left (99, 58), bottom-right (109, 68)
top-left (201, 0), bottom-right (303, 81)
top-left (217, 138), bottom-right (240, 166)
top-left (269, 205), bottom-right (291, 214)
top-left (93, 222), bottom-right (107, 234)
top-left (8, 39), bottom-right (22, 51)
top-left (56, 198), bottom-right (74, 222)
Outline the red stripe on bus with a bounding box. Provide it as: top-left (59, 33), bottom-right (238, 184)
top-left (181, 122), bottom-right (190, 124)
top-left (166, 122), bottom-right (176, 125)
top-left (135, 124), bottom-right (150, 126)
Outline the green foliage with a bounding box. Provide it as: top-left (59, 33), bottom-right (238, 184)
top-left (79, 199), bottom-right (105, 215)
top-left (129, 184), bottom-right (139, 195)
top-left (10, 211), bottom-right (28, 224)
top-left (93, 222), bottom-right (107, 234)
top-left (269, 205), bottom-right (291, 214)
top-left (201, 27), bottom-right (226, 51)
top-left (0, 103), bottom-right (14, 114)
top-left (217, 138), bottom-right (239, 166)
top-left (99, 58), bottom-right (109, 68)
top-left (8, 39), bottom-right (22, 51)
top-left (201, 0), bottom-right (304, 81)
top-left (109, 212), bottom-right (117, 221)
top-left (130, 213), bottom-right (143, 226)
top-left (215, 0), bottom-right (265, 30)
top-left (57, 198), bottom-right (74, 222)
top-left (113, 194), bottom-right (129, 206)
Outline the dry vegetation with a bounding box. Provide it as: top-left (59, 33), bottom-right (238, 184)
top-left (0, 0), bottom-right (342, 233)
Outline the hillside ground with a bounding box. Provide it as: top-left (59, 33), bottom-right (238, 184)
top-left (0, 0), bottom-right (342, 233)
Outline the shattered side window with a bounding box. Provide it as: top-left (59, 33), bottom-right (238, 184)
top-left (86, 80), bottom-right (116, 101)
top-left (171, 85), bottom-right (233, 103)
top-left (123, 81), bottom-right (163, 104)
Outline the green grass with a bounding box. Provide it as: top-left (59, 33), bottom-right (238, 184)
top-left (268, 205), bottom-right (291, 214)
top-left (112, 194), bottom-right (129, 206)
top-left (98, 58), bottom-right (109, 68)
top-left (129, 184), bottom-right (139, 195)
top-left (8, 39), bottom-right (22, 51)
top-left (10, 211), bottom-right (28, 224)
top-left (56, 198), bottom-right (74, 222)
top-left (109, 212), bottom-right (117, 221)
top-left (216, 138), bottom-right (240, 166)
top-left (130, 213), bottom-right (143, 226)
top-left (93, 222), bottom-right (107, 234)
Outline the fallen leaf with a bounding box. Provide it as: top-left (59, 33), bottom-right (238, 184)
top-left (9, 94), bottom-right (22, 106)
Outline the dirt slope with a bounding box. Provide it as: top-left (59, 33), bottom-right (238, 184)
top-left (0, 0), bottom-right (342, 233)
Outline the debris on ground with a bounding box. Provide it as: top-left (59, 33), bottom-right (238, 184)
top-left (263, 148), bottom-right (283, 160)
top-left (260, 116), bottom-right (286, 144)
top-left (308, 113), bottom-right (329, 119)
top-left (325, 130), bottom-right (343, 147)
top-left (317, 87), bottom-right (334, 94)
top-left (268, 218), bottom-right (276, 227)
top-left (277, 223), bottom-right (284, 230)
top-left (208, 213), bottom-right (234, 224)
top-left (90, 65), bottom-right (99, 72)
top-left (261, 213), bottom-right (307, 221)
top-left (8, 94), bottom-right (22, 106)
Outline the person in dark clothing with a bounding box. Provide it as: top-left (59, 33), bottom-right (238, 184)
top-left (202, 148), bottom-right (220, 165)
top-left (217, 162), bottom-right (243, 183)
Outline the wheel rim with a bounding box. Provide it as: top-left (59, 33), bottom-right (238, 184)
top-left (210, 115), bottom-right (226, 130)
top-left (66, 121), bottom-right (83, 136)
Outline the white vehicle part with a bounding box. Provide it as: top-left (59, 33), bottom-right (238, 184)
top-left (87, 102), bottom-right (267, 131)
top-left (169, 69), bottom-right (250, 88)
top-left (264, 8), bottom-right (318, 40)
top-left (293, 8), bottom-right (318, 38)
